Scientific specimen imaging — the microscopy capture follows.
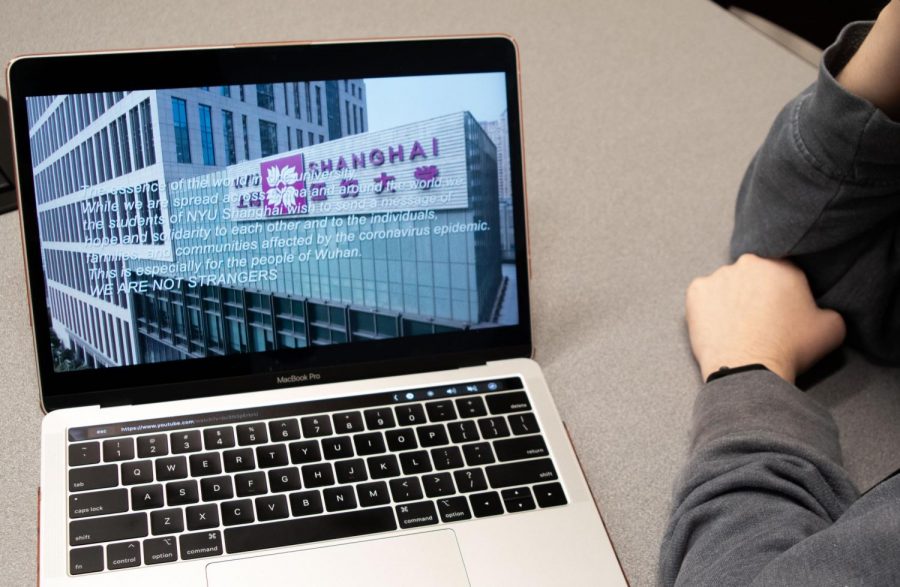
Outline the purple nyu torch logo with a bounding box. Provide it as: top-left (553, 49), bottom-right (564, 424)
top-left (261, 154), bottom-right (306, 215)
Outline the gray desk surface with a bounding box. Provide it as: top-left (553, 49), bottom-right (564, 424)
top-left (1, 1), bottom-right (898, 585)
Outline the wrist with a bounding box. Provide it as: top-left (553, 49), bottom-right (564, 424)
top-left (701, 356), bottom-right (794, 384)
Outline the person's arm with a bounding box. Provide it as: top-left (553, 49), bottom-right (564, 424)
top-left (837, 0), bottom-right (900, 120)
top-left (731, 9), bottom-right (900, 363)
top-left (660, 255), bottom-right (858, 586)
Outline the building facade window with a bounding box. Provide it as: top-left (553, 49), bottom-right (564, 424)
top-left (241, 114), bottom-right (250, 160)
top-left (293, 83), bottom-right (302, 120)
top-left (315, 85), bottom-right (323, 126)
top-left (257, 84), bottom-right (275, 111)
top-left (139, 98), bottom-right (156, 165)
top-left (198, 104), bottom-right (215, 166)
top-left (221, 85), bottom-right (231, 97)
top-left (296, 128), bottom-right (303, 148)
top-left (222, 110), bottom-right (236, 165)
top-left (239, 85), bottom-right (246, 102)
top-left (171, 97), bottom-right (191, 163)
top-left (305, 83), bottom-right (312, 121)
top-left (259, 120), bottom-right (278, 157)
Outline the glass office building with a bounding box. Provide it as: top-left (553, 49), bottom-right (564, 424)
top-left (27, 81), bottom-right (367, 369)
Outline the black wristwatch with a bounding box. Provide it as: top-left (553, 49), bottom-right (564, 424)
top-left (706, 363), bottom-right (770, 383)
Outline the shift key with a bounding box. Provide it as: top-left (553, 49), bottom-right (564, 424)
top-left (485, 458), bottom-right (558, 488)
top-left (69, 489), bottom-right (128, 518)
top-left (70, 513), bottom-right (148, 546)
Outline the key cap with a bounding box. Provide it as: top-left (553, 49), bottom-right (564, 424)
top-left (102, 438), bottom-right (134, 462)
top-left (203, 427), bottom-right (235, 450)
top-left (385, 429), bottom-right (417, 451)
top-left (399, 450), bottom-right (432, 475)
top-left (486, 391), bottom-right (532, 414)
top-left (186, 504), bottom-right (220, 530)
top-left (143, 536), bottom-right (178, 565)
top-left (335, 459), bottom-right (368, 483)
top-left (455, 396), bottom-right (487, 418)
top-left (289, 440), bottom-right (322, 464)
top-left (416, 424), bottom-right (449, 447)
top-left (235, 472), bottom-right (268, 497)
top-left (256, 495), bottom-right (290, 521)
top-left (289, 490), bottom-right (324, 516)
top-left (189, 453), bottom-right (223, 476)
top-left (225, 508), bottom-right (397, 553)
top-left (431, 446), bottom-right (464, 470)
top-left (508, 413), bottom-right (540, 435)
top-left (436, 496), bottom-right (472, 523)
top-left (69, 442), bottom-right (100, 467)
top-left (322, 436), bottom-right (354, 460)
top-left (396, 500), bottom-right (439, 529)
top-left (470, 491), bottom-right (504, 517)
top-left (269, 419), bottom-right (301, 441)
top-left (151, 508), bottom-right (184, 535)
top-left (478, 417), bottom-right (510, 439)
top-left (170, 430), bottom-right (202, 454)
top-left (425, 400), bottom-right (457, 422)
top-left (363, 408), bottom-right (396, 430)
top-left (166, 480), bottom-right (200, 505)
top-left (486, 458), bottom-right (558, 488)
top-left (155, 456), bottom-right (188, 481)
top-left (423, 472), bottom-right (456, 498)
top-left (502, 487), bottom-right (537, 513)
top-left (367, 455), bottom-right (400, 479)
top-left (268, 467), bottom-right (302, 492)
top-left (223, 448), bottom-right (255, 472)
top-left (69, 545), bottom-right (103, 574)
top-left (493, 435), bottom-right (549, 462)
top-left (389, 477), bottom-right (423, 502)
top-left (121, 460), bottom-right (153, 485)
top-left (300, 415), bottom-right (333, 438)
top-left (69, 464), bottom-right (117, 492)
top-left (255, 444), bottom-right (289, 468)
top-left (534, 482), bottom-right (568, 508)
top-left (69, 513), bottom-right (148, 546)
top-left (462, 442), bottom-right (495, 466)
top-left (180, 530), bottom-right (224, 560)
top-left (221, 499), bottom-right (255, 525)
top-left (453, 468), bottom-right (488, 493)
top-left (323, 486), bottom-right (357, 512)
top-left (131, 484), bottom-right (164, 510)
top-left (332, 411), bottom-right (364, 433)
top-left (353, 432), bottom-right (386, 456)
top-left (394, 404), bottom-right (426, 426)
top-left (200, 476), bottom-right (234, 501)
top-left (356, 481), bottom-right (390, 507)
top-left (106, 540), bottom-right (141, 569)
top-left (236, 423), bottom-right (268, 445)
top-left (301, 463), bottom-right (335, 488)
top-left (69, 488), bottom-right (128, 518)
top-left (137, 434), bottom-right (169, 458)
top-left (448, 420), bottom-right (479, 443)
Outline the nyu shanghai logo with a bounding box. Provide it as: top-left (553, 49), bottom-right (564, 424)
top-left (261, 154), bottom-right (307, 216)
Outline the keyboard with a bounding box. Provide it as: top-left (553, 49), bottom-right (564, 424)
top-left (65, 377), bottom-right (567, 575)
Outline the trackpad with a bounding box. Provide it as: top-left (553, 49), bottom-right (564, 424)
top-left (206, 529), bottom-right (470, 586)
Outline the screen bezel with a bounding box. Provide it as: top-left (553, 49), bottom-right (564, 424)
top-left (7, 36), bottom-right (532, 412)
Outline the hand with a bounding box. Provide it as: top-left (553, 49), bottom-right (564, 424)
top-left (686, 254), bottom-right (846, 383)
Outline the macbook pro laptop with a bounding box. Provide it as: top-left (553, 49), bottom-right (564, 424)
top-left (6, 36), bottom-right (627, 585)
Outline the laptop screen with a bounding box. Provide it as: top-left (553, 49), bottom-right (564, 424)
top-left (11, 39), bottom-right (529, 407)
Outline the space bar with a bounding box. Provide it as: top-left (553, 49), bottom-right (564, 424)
top-left (224, 508), bottom-right (398, 554)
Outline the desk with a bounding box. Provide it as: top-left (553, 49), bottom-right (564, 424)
top-left (2, 1), bottom-right (898, 585)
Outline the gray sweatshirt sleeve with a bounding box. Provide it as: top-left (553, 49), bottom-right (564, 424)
top-left (658, 371), bottom-right (900, 586)
top-left (730, 22), bottom-right (900, 364)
